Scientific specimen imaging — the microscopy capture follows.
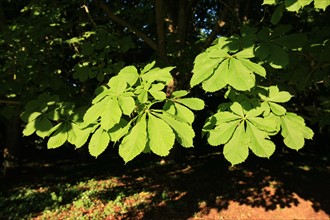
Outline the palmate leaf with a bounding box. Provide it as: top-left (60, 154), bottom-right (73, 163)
top-left (285, 0), bottom-right (313, 12)
top-left (224, 58), bottom-right (255, 91)
top-left (89, 127), bottom-right (110, 157)
top-left (223, 122), bottom-right (249, 165)
top-left (156, 112), bottom-right (195, 147)
top-left (148, 113), bottom-right (175, 156)
top-left (281, 112), bottom-right (314, 150)
top-left (119, 114), bottom-right (147, 163)
top-left (246, 121), bottom-right (276, 158)
top-left (163, 101), bottom-right (195, 124)
top-left (268, 86), bottom-right (292, 103)
top-left (238, 58), bottom-right (266, 77)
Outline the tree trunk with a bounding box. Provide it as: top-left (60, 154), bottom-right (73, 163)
top-left (1, 110), bottom-right (21, 175)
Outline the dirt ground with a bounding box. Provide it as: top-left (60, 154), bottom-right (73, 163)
top-left (1, 145), bottom-right (329, 220)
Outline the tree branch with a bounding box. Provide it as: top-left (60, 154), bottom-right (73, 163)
top-left (155, 0), bottom-right (169, 64)
top-left (94, 0), bottom-right (158, 52)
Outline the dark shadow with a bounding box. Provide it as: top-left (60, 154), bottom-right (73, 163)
top-left (0, 141), bottom-right (329, 219)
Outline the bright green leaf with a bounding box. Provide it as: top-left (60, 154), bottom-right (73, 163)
top-left (117, 66), bottom-right (139, 85)
top-left (119, 114), bottom-right (147, 163)
top-left (190, 53), bottom-right (220, 88)
top-left (100, 98), bottom-right (122, 130)
top-left (148, 113), bottom-right (175, 156)
top-left (157, 113), bottom-right (195, 147)
top-left (88, 127), bottom-right (110, 157)
top-left (223, 123), bottom-right (249, 165)
top-left (202, 59), bottom-right (227, 92)
top-left (238, 58), bottom-right (266, 77)
top-left (269, 102), bottom-right (287, 115)
top-left (47, 124), bottom-right (68, 149)
top-left (118, 96), bottom-right (135, 116)
top-left (246, 121), bottom-right (276, 158)
top-left (224, 58), bottom-right (255, 91)
top-left (208, 120), bottom-right (240, 146)
top-left (175, 98), bottom-right (205, 110)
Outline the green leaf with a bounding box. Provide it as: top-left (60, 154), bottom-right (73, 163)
top-left (119, 114), bottom-right (147, 163)
top-left (35, 116), bottom-right (53, 138)
top-left (141, 61), bottom-right (156, 74)
top-left (26, 112), bottom-right (42, 122)
top-left (269, 102), bottom-right (286, 115)
top-left (213, 111), bottom-right (242, 124)
top-left (314, 0), bottom-right (330, 10)
top-left (108, 76), bottom-right (127, 93)
top-left (268, 44), bottom-right (289, 69)
top-left (138, 90), bottom-right (148, 103)
top-left (156, 113), bottom-right (195, 147)
top-left (248, 116), bottom-right (278, 133)
top-left (47, 124), bottom-right (68, 149)
top-left (100, 98), bottom-right (122, 130)
top-left (273, 33), bottom-right (307, 49)
top-left (246, 121), bottom-right (276, 158)
top-left (88, 127), bottom-right (110, 157)
top-left (190, 53), bottom-right (220, 88)
top-left (238, 58), bottom-right (266, 77)
top-left (285, 0), bottom-right (313, 12)
top-left (235, 46), bottom-right (255, 58)
top-left (142, 67), bottom-right (174, 83)
top-left (230, 102), bottom-right (245, 117)
top-left (117, 65), bottom-right (139, 85)
top-left (271, 3), bottom-right (285, 25)
top-left (149, 84), bottom-right (166, 100)
top-left (268, 86), bottom-right (292, 103)
top-left (223, 123), bottom-right (249, 165)
top-left (224, 58), bottom-right (255, 91)
top-left (172, 90), bottom-right (189, 98)
top-left (175, 98), bottom-right (205, 110)
top-left (207, 120), bottom-right (240, 146)
top-left (73, 124), bottom-right (94, 148)
top-left (202, 59), bottom-right (227, 92)
top-left (173, 103), bottom-right (195, 124)
top-left (148, 113), bottom-right (175, 156)
top-left (23, 121), bottom-right (37, 136)
top-left (262, 0), bottom-right (278, 5)
top-left (109, 119), bottom-right (131, 142)
top-left (118, 96), bottom-right (135, 116)
top-left (281, 113), bottom-right (314, 150)
top-left (83, 100), bottom-right (105, 124)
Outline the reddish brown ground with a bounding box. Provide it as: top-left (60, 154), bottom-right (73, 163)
top-left (1, 147), bottom-right (329, 220)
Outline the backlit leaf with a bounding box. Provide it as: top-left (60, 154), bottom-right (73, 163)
top-left (224, 58), bottom-right (255, 91)
top-left (191, 53), bottom-right (220, 88)
top-left (118, 96), bottom-right (135, 116)
top-left (47, 123), bottom-right (68, 149)
top-left (246, 122), bottom-right (276, 158)
top-left (89, 127), bottom-right (110, 157)
top-left (281, 112), bottom-right (314, 150)
top-left (202, 59), bottom-right (227, 92)
top-left (117, 66), bottom-right (139, 85)
top-left (100, 98), bottom-right (122, 130)
top-left (238, 58), bottom-right (266, 77)
top-left (156, 113), bottom-right (195, 147)
top-left (223, 123), bottom-right (249, 165)
top-left (207, 120), bottom-right (240, 146)
top-left (148, 113), bottom-right (175, 156)
top-left (119, 114), bottom-right (147, 163)
top-left (175, 98), bottom-right (205, 110)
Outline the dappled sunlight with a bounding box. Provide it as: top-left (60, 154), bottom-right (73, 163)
top-left (0, 151), bottom-right (329, 219)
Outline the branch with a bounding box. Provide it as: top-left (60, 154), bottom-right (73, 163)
top-left (155, 0), bottom-right (169, 64)
top-left (95, 0), bottom-right (158, 52)
top-left (0, 100), bottom-right (21, 105)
